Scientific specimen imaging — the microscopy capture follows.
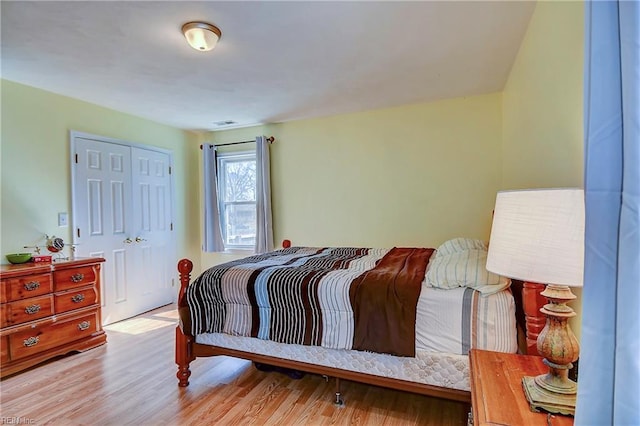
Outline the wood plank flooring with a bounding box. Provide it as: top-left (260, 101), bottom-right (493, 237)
top-left (1, 305), bottom-right (469, 425)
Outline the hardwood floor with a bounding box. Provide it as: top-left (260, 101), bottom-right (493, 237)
top-left (1, 305), bottom-right (469, 425)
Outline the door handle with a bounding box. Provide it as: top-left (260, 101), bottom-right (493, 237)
top-left (135, 237), bottom-right (147, 243)
top-left (124, 237), bottom-right (133, 244)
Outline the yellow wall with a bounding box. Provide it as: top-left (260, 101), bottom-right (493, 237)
top-left (502, 1), bottom-right (584, 189)
top-left (0, 80), bottom-right (201, 271)
top-left (501, 0), bottom-right (584, 339)
top-left (202, 94), bottom-right (504, 269)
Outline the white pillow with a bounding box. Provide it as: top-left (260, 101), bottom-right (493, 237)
top-left (435, 238), bottom-right (487, 257)
top-left (425, 249), bottom-right (510, 295)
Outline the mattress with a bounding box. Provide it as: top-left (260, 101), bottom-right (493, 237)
top-left (196, 285), bottom-right (517, 391)
top-left (196, 332), bottom-right (472, 391)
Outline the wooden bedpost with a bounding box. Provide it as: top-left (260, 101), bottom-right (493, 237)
top-left (176, 258), bottom-right (195, 387)
top-left (522, 281), bottom-right (547, 355)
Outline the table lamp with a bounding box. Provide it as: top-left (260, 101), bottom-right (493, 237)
top-left (486, 188), bottom-right (585, 416)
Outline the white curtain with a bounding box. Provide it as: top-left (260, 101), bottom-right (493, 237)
top-left (255, 136), bottom-right (274, 253)
top-left (202, 144), bottom-right (225, 252)
top-left (575, 1), bottom-right (639, 424)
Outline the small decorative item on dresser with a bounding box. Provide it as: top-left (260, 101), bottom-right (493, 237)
top-left (32, 255), bottom-right (52, 263)
top-left (5, 253), bottom-right (32, 264)
top-left (23, 234), bottom-right (77, 262)
top-left (46, 236), bottom-right (65, 253)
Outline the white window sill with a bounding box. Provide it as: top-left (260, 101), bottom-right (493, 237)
top-left (222, 248), bottom-right (255, 255)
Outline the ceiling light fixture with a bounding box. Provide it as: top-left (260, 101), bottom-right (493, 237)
top-left (181, 22), bottom-right (222, 52)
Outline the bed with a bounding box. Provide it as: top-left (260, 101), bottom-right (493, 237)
top-left (175, 238), bottom-right (543, 404)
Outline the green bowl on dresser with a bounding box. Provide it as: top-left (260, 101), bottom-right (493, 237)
top-left (6, 253), bottom-right (33, 264)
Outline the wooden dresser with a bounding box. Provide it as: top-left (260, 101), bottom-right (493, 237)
top-left (0, 258), bottom-right (106, 377)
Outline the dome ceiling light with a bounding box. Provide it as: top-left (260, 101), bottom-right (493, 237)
top-left (181, 22), bottom-right (222, 52)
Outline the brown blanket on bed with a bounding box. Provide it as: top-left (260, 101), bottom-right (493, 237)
top-left (350, 247), bottom-right (434, 357)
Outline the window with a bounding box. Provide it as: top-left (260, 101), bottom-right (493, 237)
top-left (217, 150), bottom-right (256, 249)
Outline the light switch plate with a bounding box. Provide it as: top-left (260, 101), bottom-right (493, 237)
top-left (58, 212), bottom-right (68, 227)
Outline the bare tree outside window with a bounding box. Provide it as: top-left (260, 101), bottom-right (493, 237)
top-left (218, 152), bottom-right (257, 248)
top-left (224, 160), bottom-right (255, 202)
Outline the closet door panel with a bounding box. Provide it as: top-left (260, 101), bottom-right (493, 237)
top-left (73, 137), bottom-right (134, 325)
top-left (130, 147), bottom-right (175, 313)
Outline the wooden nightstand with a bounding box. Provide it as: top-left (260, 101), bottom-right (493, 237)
top-left (469, 349), bottom-right (574, 426)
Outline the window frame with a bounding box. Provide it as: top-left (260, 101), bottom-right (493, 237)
top-left (216, 150), bottom-right (257, 250)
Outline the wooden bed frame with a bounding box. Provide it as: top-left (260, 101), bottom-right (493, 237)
top-left (175, 257), bottom-right (547, 404)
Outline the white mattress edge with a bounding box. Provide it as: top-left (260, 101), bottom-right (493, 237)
top-left (196, 332), bottom-right (471, 392)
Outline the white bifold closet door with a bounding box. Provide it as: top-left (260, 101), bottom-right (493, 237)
top-left (72, 134), bottom-right (175, 325)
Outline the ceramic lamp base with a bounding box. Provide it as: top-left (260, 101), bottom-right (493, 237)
top-left (522, 376), bottom-right (576, 416)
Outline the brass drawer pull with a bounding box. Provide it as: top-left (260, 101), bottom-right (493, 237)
top-left (77, 321), bottom-right (91, 331)
top-left (70, 273), bottom-right (85, 283)
top-left (71, 294), bottom-right (85, 303)
top-left (24, 281), bottom-right (41, 291)
top-left (23, 336), bottom-right (39, 347)
top-left (25, 304), bottom-right (41, 315)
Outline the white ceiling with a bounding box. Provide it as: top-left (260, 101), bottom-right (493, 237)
top-left (1, 1), bottom-right (535, 132)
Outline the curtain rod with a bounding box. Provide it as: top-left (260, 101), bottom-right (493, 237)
top-left (200, 136), bottom-right (275, 150)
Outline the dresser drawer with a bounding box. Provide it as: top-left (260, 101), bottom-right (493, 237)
top-left (1, 295), bottom-right (54, 327)
top-left (1, 336), bottom-right (9, 364)
top-left (55, 286), bottom-right (98, 313)
top-left (54, 266), bottom-right (96, 292)
top-left (2, 273), bottom-right (53, 302)
top-left (9, 311), bottom-right (99, 360)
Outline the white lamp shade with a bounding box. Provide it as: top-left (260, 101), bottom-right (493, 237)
top-left (182, 22), bottom-right (221, 52)
top-left (486, 188), bottom-right (585, 287)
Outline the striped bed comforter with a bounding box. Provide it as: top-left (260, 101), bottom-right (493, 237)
top-left (186, 247), bottom-right (434, 357)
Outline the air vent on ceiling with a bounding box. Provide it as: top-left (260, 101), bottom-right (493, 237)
top-left (214, 120), bottom-right (237, 127)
